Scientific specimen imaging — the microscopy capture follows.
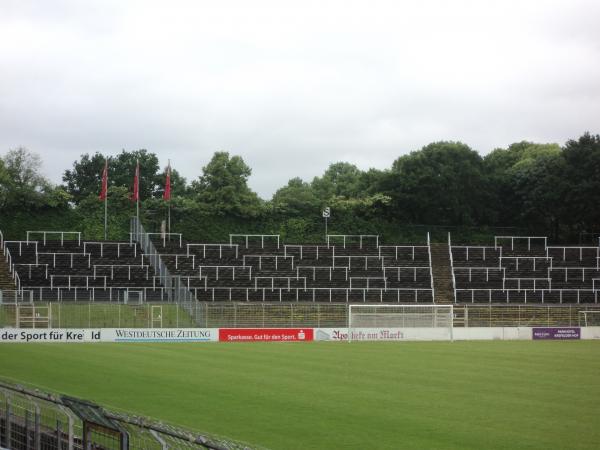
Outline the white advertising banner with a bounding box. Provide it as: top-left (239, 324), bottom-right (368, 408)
top-left (0, 329), bottom-right (101, 343)
top-left (104, 328), bottom-right (218, 342)
top-left (314, 327), bottom-right (452, 341)
top-left (0, 328), bottom-right (219, 343)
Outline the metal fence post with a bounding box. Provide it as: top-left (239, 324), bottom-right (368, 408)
top-left (4, 399), bottom-right (11, 447)
top-left (25, 409), bottom-right (31, 449)
top-left (317, 303), bottom-right (320, 328)
top-left (35, 404), bottom-right (41, 449)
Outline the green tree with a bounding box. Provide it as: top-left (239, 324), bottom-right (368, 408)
top-left (63, 149), bottom-right (165, 204)
top-left (191, 152), bottom-right (262, 217)
top-left (0, 158), bottom-right (9, 209)
top-left (312, 162), bottom-right (363, 201)
top-left (271, 177), bottom-right (319, 216)
top-left (158, 164), bottom-right (188, 198)
top-left (1, 147), bottom-right (68, 209)
top-left (110, 149), bottom-right (160, 200)
top-left (510, 150), bottom-right (566, 239)
top-left (76, 186), bottom-right (132, 240)
top-left (484, 142), bottom-right (563, 230)
top-left (562, 132), bottom-right (600, 235)
top-left (62, 152), bottom-right (106, 204)
top-left (384, 142), bottom-right (487, 225)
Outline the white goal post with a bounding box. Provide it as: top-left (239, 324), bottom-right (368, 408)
top-left (348, 304), bottom-right (453, 342)
top-left (578, 311), bottom-right (600, 327)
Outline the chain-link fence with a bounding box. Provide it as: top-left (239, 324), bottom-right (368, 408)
top-left (1, 302), bottom-right (600, 328)
top-left (454, 304), bottom-right (600, 327)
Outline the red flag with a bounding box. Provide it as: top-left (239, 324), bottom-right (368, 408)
top-left (163, 162), bottom-right (171, 201)
top-left (99, 159), bottom-right (108, 200)
top-left (131, 160), bottom-right (140, 202)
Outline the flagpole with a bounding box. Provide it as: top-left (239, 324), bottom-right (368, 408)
top-left (100, 158), bottom-right (109, 241)
top-left (136, 159), bottom-right (140, 221)
top-left (104, 193), bottom-right (108, 240)
top-left (167, 159), bottom-right (171, 234)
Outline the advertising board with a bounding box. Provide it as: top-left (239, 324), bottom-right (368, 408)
top-left (0, 328), bottom-right (218, 343)
top-left (218, 328), bottom-right (313, 342)
top-left (532, 327), bottom-right (581, 340)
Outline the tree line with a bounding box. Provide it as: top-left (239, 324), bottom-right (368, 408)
top-left (0, 132), bottom-right (598, 243)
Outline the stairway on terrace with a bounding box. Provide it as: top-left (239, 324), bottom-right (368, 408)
top-left (430, 243), bottom-right (454, 303)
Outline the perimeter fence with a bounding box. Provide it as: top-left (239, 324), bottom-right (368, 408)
top-left (1, 302), bottom-right (599, 328)
top-left (0, 380), bottom-right (257, 450)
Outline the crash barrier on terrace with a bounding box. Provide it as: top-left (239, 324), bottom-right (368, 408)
top-left (5, 226), bottom-right (600, 306)
top-left (450, 234), bottom-right (600, 304)
top-left (3, 225), bottom-right (435, 304)
top-left (0, 380), bottom-right (254, 450)
top-left (1, 302), bottom-right (599, 329)
top-left (1, 222), bottom-right (200, 310)
top-left (153, 232), bottom-right (434, 304)
top-left (2, 234), bottom-right (144, 297)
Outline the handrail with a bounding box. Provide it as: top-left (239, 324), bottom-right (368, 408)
top-left (427, 232), bottom-right (435, 301)
top-left (130, 217), bottom-right (194, 307)
top-left (14, 272), bottom-right (20, 293)
top-left (448, 232), bottom-right (457, 303)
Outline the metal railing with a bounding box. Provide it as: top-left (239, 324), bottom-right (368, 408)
top-left (378, 245), bottom-right (429, 260)
top-left (427, 232), bottom-right (435, 300)
top-left (451, 245), bottom-right (502, 261)
top-left (460, 304), bottom-right (600, 327)
top-left (0, 380), bottom-right (255, 450)
top-left (494, 235), bottom-right (548, 251)
top-left (188, 286), bottom-right (434, 303)
top-left (229, 234), bottom-right (280, 249)
top-left (455, 288), bottom-right (598, 304)
top-left (137, 232), bottom-right (183, 248)
top-left (2, 245), bottom-right (22, 293)
top-left (448, 233), bottom-right (457, 302)
top-left (130, 217), bottom-right (194, 306)
top-left (326, 234), bottom-right (379, 249)
top-left (26, 230), bottom-right (81, 246)
top-left (6, 285), bottom-right (175, 302)
top-left (0, 289), bottom-right (33, 304)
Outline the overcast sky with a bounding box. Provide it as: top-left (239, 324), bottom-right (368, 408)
top-left (1, 0), bottom-right (599, 198)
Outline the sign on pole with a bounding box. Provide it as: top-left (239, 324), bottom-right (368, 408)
top-left (322, 207), bottom-right (330, 239)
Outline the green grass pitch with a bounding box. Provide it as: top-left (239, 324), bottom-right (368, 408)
top-left (1, 341), bottom-right (599, 449)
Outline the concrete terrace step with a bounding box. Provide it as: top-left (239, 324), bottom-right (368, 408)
top-left (430, 243), bottom-right (454, 304)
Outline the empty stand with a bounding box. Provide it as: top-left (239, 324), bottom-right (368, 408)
top-left (3, 232), bottom-right (167, 302)
top-left (152, 233), bottom-right (434, 304)
top-left (452, 235), bottom-right (600, 304)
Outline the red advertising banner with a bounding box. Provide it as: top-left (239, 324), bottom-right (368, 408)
top-left (218, 328), bottom-right (313, 342)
